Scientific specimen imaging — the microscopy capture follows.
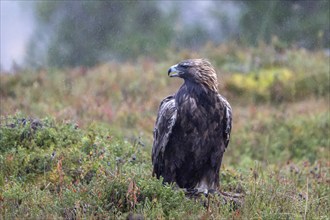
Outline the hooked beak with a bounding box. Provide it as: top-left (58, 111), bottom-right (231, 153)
top-left (168, 64), bottom-right (180, 77)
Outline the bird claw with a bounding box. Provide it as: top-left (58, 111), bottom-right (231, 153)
top-left (184, 188), bottom-right (218, 197)
top-left (197, 188), bottom-right (208, 196)
top-left (207, 189), bottom-right (217, 194)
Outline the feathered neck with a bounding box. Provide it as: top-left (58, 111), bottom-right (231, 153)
top-left (177, 80), bottom-right (218, 100)
top-left (183, 78), bottom-right (218, 94)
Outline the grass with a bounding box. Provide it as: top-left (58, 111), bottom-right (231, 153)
top-left (0, 44), bottom-right (329, 219)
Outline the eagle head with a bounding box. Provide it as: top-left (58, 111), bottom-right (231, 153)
top-left (168, 59), bottom-right (218, 92)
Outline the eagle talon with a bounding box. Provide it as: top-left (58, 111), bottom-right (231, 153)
top-left (185, 188), bottom-right (198, 194)
top-left (208, 189), bottom-right (217, 194)
top-left (198, 188), bottom-right (208, 196)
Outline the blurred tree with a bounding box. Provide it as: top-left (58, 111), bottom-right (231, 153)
top-left (26, 1), bottom-right (174, 68)
top-left (24, 1), bottom-right (329, 69)
top-left (238, 0), bottom-right (330, 48)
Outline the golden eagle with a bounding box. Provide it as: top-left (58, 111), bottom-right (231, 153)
top-left (152, 59), bottom-right (232, 193)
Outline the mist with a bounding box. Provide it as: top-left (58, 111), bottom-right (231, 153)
top-left (0, 1), bottom-right (35, 71)
top-left (1, 1), bottom-right (328, 71)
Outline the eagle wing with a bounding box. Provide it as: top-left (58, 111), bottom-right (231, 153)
top-left (152, 95), bottom-right (177, 176)
top-left (219, 94), bottom-right (232, 149)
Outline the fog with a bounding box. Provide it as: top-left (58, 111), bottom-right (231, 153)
top-left (1, 1), bottom-right (35, 71)
top-left (1, 1), bottom-right (241, 71)
top-left (0, 1), bottom-right (328, 71)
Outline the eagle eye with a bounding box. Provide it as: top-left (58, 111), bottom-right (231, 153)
top-left (179, 62), bottom-right (190, 68)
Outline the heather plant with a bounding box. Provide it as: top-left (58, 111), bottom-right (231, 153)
top-left (0, 45), bottom-right (329, 219)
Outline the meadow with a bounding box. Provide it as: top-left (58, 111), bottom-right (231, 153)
top-left (0, 44), bottom-right (329, 219)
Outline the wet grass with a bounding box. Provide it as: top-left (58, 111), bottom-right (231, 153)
top-left (0, 45), bottom-right (329, 219)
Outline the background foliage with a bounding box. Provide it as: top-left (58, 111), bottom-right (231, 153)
top-left (24, 1), bottom-right (329, 68)
top-left (26, 1), bottom-right (174, 68)
top-left (239, 0), bottom-right (329, 48)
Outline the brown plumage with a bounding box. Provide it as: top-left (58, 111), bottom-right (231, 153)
top-left (152, 59), bottom-right (232, 193)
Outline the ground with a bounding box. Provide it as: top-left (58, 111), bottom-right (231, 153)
top-left (0, 44), bottom-right (329, 219)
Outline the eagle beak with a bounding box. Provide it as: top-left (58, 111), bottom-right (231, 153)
top-left (168, 64), bottom-right (180, 77)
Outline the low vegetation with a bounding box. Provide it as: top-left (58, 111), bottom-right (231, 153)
top-left (1, 44), bottom-right (329, 219)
